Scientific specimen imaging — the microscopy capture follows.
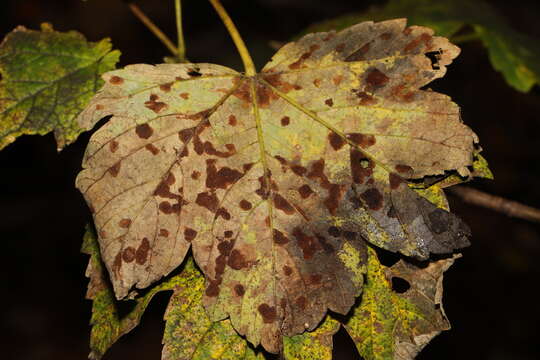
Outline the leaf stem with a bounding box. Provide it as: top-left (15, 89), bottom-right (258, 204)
top-left (207, 0), bottom-right (256, 75)
top-left (128, 3), bottom-right (179, 56)
top-left (174, 0), bottom-right (187, 62)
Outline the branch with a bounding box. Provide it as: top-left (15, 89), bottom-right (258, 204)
top-left (448, 186), bottom-right (540, 223)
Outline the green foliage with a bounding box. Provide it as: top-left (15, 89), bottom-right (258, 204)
top-left (0, 23), bottom-right (119, 151)
top-left (302, 0), bottom-right (540, 92)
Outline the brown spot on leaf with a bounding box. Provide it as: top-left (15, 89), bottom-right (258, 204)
top-left (325, 98), bottom-right (334, 107)
top-left (255, 175), bottom-right (270, 200)
top-left (233, 79), bottom-right (252, 103)
top-left (218, 240), bottom-right (233, 256)
top-left (159, 228), bottom-right (169, 237)
top-left (336, 43), bottom-right (346, 52)
top-left (109, 140), bottom-right (119, 153)
top-left (118, 218), bottom-right (131, 228)
top-left (239, 199), bottom-right (252, 210)
top-left (191, 170), bottom-right (201, 180)
top-left (360, 188), bottom-right (384, 211)
top-left (307, 159), bottom-right (331, 189)
top-left (204, 142), bottom-right (236, 158)
top-left (291, 165), bottom-right (307, 177)
top-left (135, 124), bottom-right (153, 139)
top-left (109, 76), bottom-right (123, 85)
top-left (281, 116), bottom-right (290, 126)
top-left (328, 226), bottom-right (341, 237)
top-left (184, 227), bottom-right (197, 242)
top-left (178, 127), bottom-right (194, 143)
top-left (160, 82), bottom-right (173, 92)
top-left (258, 304), bottom-right (277, 323)
top-left (224, 230), bottom-right (233, 238)
top-left (122, 247), bottom-right (136, 263)
top-left (354, 90), bottom-right (378, 105)
top-left (347, 133), bottom-right (376, 148)
top-left (404, 33), bottom-right (432, 53)
top-left (293, 227), bottom-right (319, 259)
top-left (109, 162), bottom-right (121, 177)
top-left (256, 82), bottom-right (278, 108)
top-left (144, 95), bottom-right (168, 113)
top-left (228, 115), bottom-right (237, 126)
top-left (205, 159), bottom-right (243, 189)
top-left (345, 42), bottom-right (371, 62)
top-left (145, 143), bottom-right (159, 155)
top-left (135, 238), bottom-right (150, 265)
top-left (366, 68), bottom-right (390, 90)
top-left (234, 284), bottom-right (245, 296)
top-left (196, 191), bottom-right (219, 213)
top-left (381, 32), bottom-right (392, 40)
top-left (389, 173), bottom-right (404, 189)
top-left (328, 132), bottom-right (346, 151)
top-left (283, 265), bottom-right (292, 276)
top-left (313, 78), bottom-right (321, 87)
top-left (350, 149), bottom-right (374, 184)
top-left (332, 75), bottom-right (344, 85)
top-left (289, 44), bottom-right (320, 69)
top-left (395, 164), bottom-right (413, 174)
top-left (273, 229), bottom-right (290, 245)
top-left (310, 274), bottom-right (323, 285)
top-left (180, 92), bottom-right (189, 99)
top-left (228, 249), bottom-right (247, 270)
top-left (295, 296), bottom-right (307, 310)
top-left (216, 207), bottom-right (231, 221)
top-left (96, 104), bottom-right (104, 110)
top-left (112, 252), bottom-right (122, 275)
top-left (324, 184), bottom-right (345, 215)
top-left (273, 193), bottom-right (295, 215)
top-left (298, 184), bottom-right (314, 199)
top-left (206, 281), bottom-right (220, 297)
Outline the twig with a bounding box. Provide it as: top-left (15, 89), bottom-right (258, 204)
top-left (128, 3), bottom-right (179, 56)
top-left (449, 186), bottom-right (540, 223)
top-left (174, 0), bottom-right (188, 62)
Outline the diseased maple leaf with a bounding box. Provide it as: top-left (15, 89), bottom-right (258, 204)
top-left (0, 23), bottom-right (119, 151)
top-left (76, 19), bottom-right (477, 352)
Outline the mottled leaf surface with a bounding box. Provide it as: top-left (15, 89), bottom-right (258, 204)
top-left (76, 19), bottom-right (476, 352)
top-left (163, 257), bottom-right (264, 360)
top-left (283, 316), bottom-right (340, 360)
top-left (302, 0), bottom-right (540, 92)
top-left (0, 23), bottom-right (119, 150)
top-left (83, 227), bottom-right (182, 359)
top-left (343, 246), bottom-right (456, 360)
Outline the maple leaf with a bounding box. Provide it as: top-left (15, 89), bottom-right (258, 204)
top-left (0, 23), bottom-right (119, 151)
top-left (76, 19), bottom-right (477, 352)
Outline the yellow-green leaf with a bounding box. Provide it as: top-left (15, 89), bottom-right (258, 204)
top-left (0, 23), bottom-right (120, 151)
top-left (283, 316), bottom-right (340, 360)
top-left (342, 246), bottom-right (457, 360)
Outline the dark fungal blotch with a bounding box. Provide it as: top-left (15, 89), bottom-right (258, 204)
top-left (328, 132), bottom-right (346, 151)
top-left (281, 116), bottom-right (290, 126)
top-left (228, 249), bottom-right (247, 270)
top-left (360, 188), bottom-right (384, 211)
top-left (258, 304), bottom-right (277, 323)
top-left (135, 123), bottom-right (153, 139)
top-left (298, 184), bottom-right (314, 199)
top-left (389, 172), bottom-right (404, 189)
top-left (234, 284), bottom-right (245, 296)
top-left (122, 247), bottom-right (136, 262)
top-left (144, 94), bottom-right (168, 113)
top-left (365, 68), bottom-right (390, 90)
top-left (109, 75), bottom-right (124, 85)
top-left (347, 133), bottom-right (376, 148)
top-left (184, 227), bottom-right (197, 241)
top-left (273, 193), bottom-right (295, 215)
top-left (273, 229), bottom-right (289, 245)
top-left (135, 237), bottom-right (150, 265)
top-left (239, 199), bottom-right (252, 210)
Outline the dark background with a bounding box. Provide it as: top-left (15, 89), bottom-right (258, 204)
top-left (1, 0), bottom-right (540, 359)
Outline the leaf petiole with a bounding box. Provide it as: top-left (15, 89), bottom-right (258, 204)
top-left (208, 0), bottom-right (256, 76)
top-left (128, 3), bottom-right (179, 57)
